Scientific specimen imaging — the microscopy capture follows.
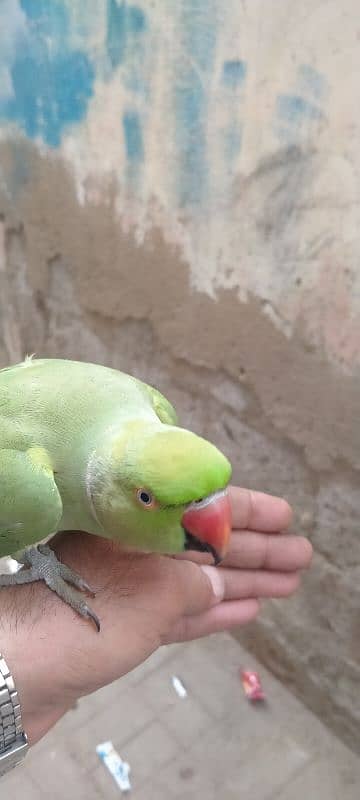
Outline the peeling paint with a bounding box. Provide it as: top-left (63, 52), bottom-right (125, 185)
top-left (106, 0), bottom-right (146, 70)
top-left (297, 64), bottom-right (328, 100)
top-left (173, 0), bottom-right (217, 207)
top-left (277, 94), bottom-right (323, 125)
top-left (0, 0), bottom-right (94, 146)
top-left (0, 0), bottom-right (359, 373)
top-left (222, 59), bottom-right (247, 88)
top-left (123, 109), bottom-right (144, 164)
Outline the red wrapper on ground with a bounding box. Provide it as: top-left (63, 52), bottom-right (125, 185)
top-left (241, 670), bottom-right (265, 701)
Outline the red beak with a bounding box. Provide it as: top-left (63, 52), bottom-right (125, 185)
top-left (181, 490), bottom-right (232, 564)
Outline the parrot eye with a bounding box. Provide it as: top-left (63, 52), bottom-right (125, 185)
top-left (136, 489), bottom-right (155, 508)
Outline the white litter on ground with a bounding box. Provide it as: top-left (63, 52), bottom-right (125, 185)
top-left (96, 741), bottom-right (131, 793)
top-left (171, 675), bottom-right (188, 698)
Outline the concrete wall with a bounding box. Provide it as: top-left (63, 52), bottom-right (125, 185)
top-left (0, 1), bottom-right (359, 752)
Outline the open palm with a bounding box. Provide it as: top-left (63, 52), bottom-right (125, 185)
top-left (5, 486), bottom-right (312, 745)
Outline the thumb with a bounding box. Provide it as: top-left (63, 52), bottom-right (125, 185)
top-left (171, 560), bottom-right (225, 617)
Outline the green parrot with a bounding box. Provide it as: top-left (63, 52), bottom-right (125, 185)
top-left (0, 357), bottom-right (232, 630)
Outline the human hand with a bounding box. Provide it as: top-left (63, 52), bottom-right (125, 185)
top-left (2, 487), bottom-right (312, 745)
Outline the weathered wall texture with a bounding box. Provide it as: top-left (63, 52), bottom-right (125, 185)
top-left (0, 0), bottom-right (359, 752)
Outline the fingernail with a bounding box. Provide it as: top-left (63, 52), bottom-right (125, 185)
top-left (200, 565), bottom-right (225, 603)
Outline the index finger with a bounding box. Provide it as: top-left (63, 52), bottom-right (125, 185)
top-left (229, 487), bottom-right (293, 532)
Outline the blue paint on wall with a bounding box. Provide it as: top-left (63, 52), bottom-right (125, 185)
top-left (107, 0), bottom-right (146, 71)
top-left (20, 0), bottom-right (68, 39)
top-left (277, 94), bottom-right (323, 124)
top-left (298, 64), bottom-right (327, 100)
top-left (224, 126), bottom-right (242, 164)
top-left (174, 80), bottom-right (207, 207)
top-left (123, 110), bottom-right (144, 162)
top-left (174, 0), bottom-right (217, 207)
top-left (275, 64), bottom-right (327, 144)
top-left (220, 59), bottom-right (247, 170)
top-left (222, 59), bottom-right (247, 89)
top-left (7, 49), bottom-right (94, 147)
top-left (0, 0), bottom-right (94, 147)
top-left (123, 69), bottom-right (148, 96)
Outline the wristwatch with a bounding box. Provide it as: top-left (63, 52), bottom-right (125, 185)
top-left (0, 655), bottom-right (28, 775)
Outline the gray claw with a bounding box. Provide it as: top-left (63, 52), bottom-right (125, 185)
top-left (84, 606), bottom-right (101, 633)
top-left (55, 563), bottom-right (96, 597)
top-left (0, 544), bottom-right (100, 631)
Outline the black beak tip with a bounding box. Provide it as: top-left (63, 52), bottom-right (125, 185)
top-left (184, 529), bottom-right (221, 566)
top-left (213, 551), bottom-right (222, 567)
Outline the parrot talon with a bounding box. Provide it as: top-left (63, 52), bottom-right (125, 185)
top-left (84, 606), bottom-right (101, 633)
top-left (0, 545), bottom-right (100, 631)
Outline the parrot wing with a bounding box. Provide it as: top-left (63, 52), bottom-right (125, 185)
top-left (0, 448), bottom-right (63, 557)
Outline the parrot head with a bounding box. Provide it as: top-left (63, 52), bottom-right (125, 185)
top-left (88, 420), bottom-right (232, 563)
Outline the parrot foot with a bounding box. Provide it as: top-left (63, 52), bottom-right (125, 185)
top-left (0, 544), bottom-right (100, 632)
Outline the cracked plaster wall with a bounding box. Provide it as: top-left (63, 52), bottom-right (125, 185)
top-left (0, 0), bottom-right (359, 753)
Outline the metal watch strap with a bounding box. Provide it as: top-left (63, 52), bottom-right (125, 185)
top-left (0, 655), bottom-right (28, 775)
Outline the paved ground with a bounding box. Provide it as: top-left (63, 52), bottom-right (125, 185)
top-left (1, 632), bottom-right (359, 799)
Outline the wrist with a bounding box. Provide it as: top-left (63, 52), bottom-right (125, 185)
top-left (0, 532), bottom-right (120, 744)
top-left (0, 581), bottom-right (77, 745)
top-left (0, 653), bottom-right (28, 774)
